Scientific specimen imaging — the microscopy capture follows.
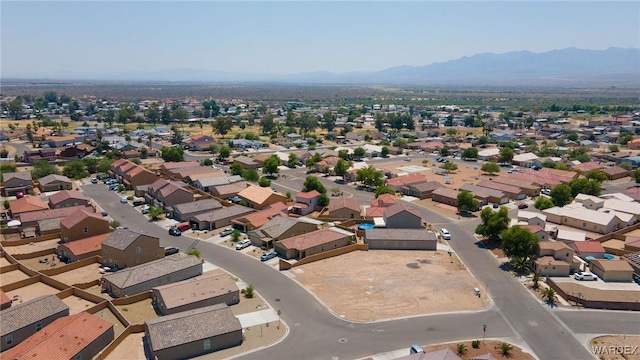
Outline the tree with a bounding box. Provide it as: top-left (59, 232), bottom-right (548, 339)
top-left (374, 185), bottom-right (395, 197)
top-left (338, 149), bottom-right (350, 160)
top-left (497, 342), bottom-right (514, 357)
top-left (456, 343), bottom-right (468, 357)
top-left (258, 177), bottom-right (271, 187)
top-left (481, 162), bottom-right (500, 175)
top-left (585, 169), bottom-right (607, 182)
top-left (243, 284), bottom-right (254, 299)
top-left (161, 107), bottom-right (172, 125)
top-left (542, 288), bottom-right (556, 305)
top-left (323, 111), bottom-right (336, 132)
top-left (231, 229), bottom-right (242, 242)
top-left (461, 147), bottom-right (479, 160)
top-left (0, 164), bottom-right (17, 182)
top-left (260, 113), bottom-right (276, 135)
top-left (217, 145), bottom-right (230, 160)
top-left (31, 160), bottom-right (60, 179)
top-left (160, 146), bottom-right (184, 162)
top-left (203, 158), bottom-right (213, 166)
top-left (534, 197), bottom-right (554, 210)
top-left (287, 153), bottom-right (298, 168)
top-left (231, 162), bottom-right (245, 176)
top-left (62, 161), bottom-right (89, 180)
top-left (531, 272), bottom-right (542, 289)
top-left (569, 178), bottom-right (601, 197)
top-left (475, 207), bottom-right (510, 242)
top-left (381, 146), bottom-right (389, 158)
top-left (8, 98), bottom-right (23, 119)
top-left (609, 144), bottom-right (619, 153)
top-left (171, 107), bottom-right (188, 129)
top-left (440, 162), bottom-right (458, 173)
top-left (317, 193), bottom-right (330, 207)
top-left (353, 147), bottom-right (366, 159)
top-left (356, 166), bottom-right (384, 187)
top-left (145, 102), bottom-right (160, 125)
top-left (212, 116), bottom-right (233, 138)
top-left (242, 169), bottom-right (260, 182)
top-left (333, 159), bottom-right (351, 180)
top-left (500, 226), bottom-right (539, 263)
top-left (634, 169), bottom-right (640, 184)
top-left (499, 147), bottom-right (514, 164)
top-left (148, 206), bottom-right (164, 220)
top-left (550, 184), bottom-right (573, 206)
top-left (97, 158), bottom-right (114, 173)
top-left (302, 176), bottom-right (326, 193)
top-left (439, 146), bottom-right (450, 156)
top-left (262, 155), bottom-right (280, 176)
top-left (109, 220), bottom-right (121, 229)
top-left (456, 190), bottom-right (478, 213)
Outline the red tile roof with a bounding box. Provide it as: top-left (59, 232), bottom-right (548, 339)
top-left (328, 196), bottom-right (360, 212)
top-left (296, 190), bottom-right (320, 200)
top-left (277, 228), bottom-right (349, 251)
top-left (571, 161), bottom-right (604, 172)
top-left (519, 224), bottom-right (545, 234)
top-left (370, 194), bottom-right (398, 207)
top-left (59, 233), bottom-right (111, 256)
top-left (18, 206), bottom-right (90, 224)
top-left (47, 190), bottom-right (87, 205)
top-left (383, 201), bottom-right (421, 219)
top-left (386, 173), bottom-right (426, 187)
top-left (59, 209), bottom-right (105, 229)
top-left (366, 206), bottom-right (386, 217)
top-left (2, 312), bottom-right (113, 360)
top-left (9, 196), bottom-right (48, 214)
top-left (232, 202), bottom-right (288, 229)
top-left (572, 241), bottom-right (606, 253)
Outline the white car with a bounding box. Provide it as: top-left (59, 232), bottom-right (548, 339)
top-left (574, 271), bottom-right (598, 281)
top-left (440, 228), bottom-right (451, 240)
top-left (235, 239), bottom-right (251, 250)
top-left (141, 205), bottom-right (150, 214)
top-left (120, 198), bottom-right (128, 204)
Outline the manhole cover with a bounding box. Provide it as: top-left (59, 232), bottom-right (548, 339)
top-left (338, 338), bottom-right (348, 343)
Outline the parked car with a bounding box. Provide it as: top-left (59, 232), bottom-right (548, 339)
top-left (91, 178), bottom-right (98, 184)
top-left (132, 199), bottom-right (145, 206)
top-left (440, 228), bottom-right (451, 240)
top-left (541, 188), bottom-right (551, 196)
top-left (260, 251), bottom-right (278, 261)
top-left (168, 227), bottom-right (181, 236)
top-left (164, 246), bottom-right (180, 256)
top-left (235, 239), bottom-right (251, 250)
top-left (101, 211), bottom-right (108, 217)
top-left (109, 184), bottom-right (119, 191)
top-left (517, 203), bottom-right (528, 209)
top-left (492, 203), bottom-right (499, 209)
top-left (176, 223), bottom-right (191, 232)
top-left (16, 191), bottom-right (24, 199)
top-left (574, 271), bottom-right (598, 281)
top-left (220, 228), bottom-right (234, 237)
top-left (141, 205), bottom-right (150, 214)
top-left (120, 198), bottom-right (128, 204)
top-left (404, 157), bottom-right (411, 162)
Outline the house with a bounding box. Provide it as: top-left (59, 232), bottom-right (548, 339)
top-left (17, 205), bottom-right (90, 228)
top-left (230, 138), bottom-right (265, 150)
top-left (573, 194), bottom-right (605, 210)
top-left (37, 174), bottom-right (72, 192)
top-left (102, 253), bottom-right (203, 297)
top-left (60, 208), bottom-right (110, 242)
top-left (431, 187), bottom-right (461, 208)
top-left (589, 259), bottom-right (634, 282)
top-left (22, 148), bottom-right (56, 164)
top-left (601, 166), bottom-right (630, 180)
top-left (365, 229), bottom-right (437, 250)
top-left (160, 161), bottom-right (201, 174)
top-left (194, 175), bottom-right (242, 193)
top-left (45, 134), bottom-right (84, 148)
top-left (477, 147), bottom-right (500, 161)
top-left (47, 189), bottom-right (89, 209)
top-left (274, 227), bottom-right (354, 260)
top-left (533, 241), bottom-right (577, 276)
top-left (211, 181), bottom-right (249, 199)
top-left (556, 229), bottom-right (586, 242)
top-left (2, 312), bottom-right (113, 360)
top-left (152, 273), bottom-right (240, 315)
top-left (328, 196), bottom-right (361, 219)
top-left (542, 206), bottom-right (625, 234)
top-left (172, 199), bottom-right (223, 222)
top-left (110, 159), bottom-right (158, 189)
top-left (2, 172), bottom-right (33, 196)
top-left (602, 198), bottom-right (640, 223)
top-left (237, 185), bottom-right (287, 210)
top-left (622, 186), bottom-right (640, 202)
top-left (247, 215), bottom-right (320, 249)
top-left (0, 295), bottom-right (69, 352)
top-left (183, 170), bottom-right (228, 186)
top-left (383, 202), bottom-right (423, 229)
top-left (184, 134), bottom-right (215, 151)
top-left (568, 241), bottom-right (606, 259)
top-left (459, 184), bottom-right (509, 205)
top-left (476, 180), bottom-right (525, 201)
top-left (626, 236), bottom-right (640, 252)
top-left (519, 225), bottom-right (549, 241)
top-left (233, 155), bottom-right (260, 170)
top-left (231, 202), bottom-right (288, 232)
top-left (57, 233), bottom-right (111, 263)
top-left (153, 182), bottom-right (194, 209)
top-left (9, 196), bottom-right (48, 217)
top-left (386, 173), bottom-right (427, 193)
top-left (371, 194), bottom-right (398, 208)
top-left (517, 211), bottom-right (547, 228)
top-left (101, 229), bottom-right (164, 270)
top-left (292, 190), bottom-right (320, 216)
top-left (189, 205), bottom-right (254, 231)
top-left (404, 181), bottom-right (444, 199)
top-left (145, 303), bottom-right (242, 360)
top-left (512, 152), bottom-right (539, 168)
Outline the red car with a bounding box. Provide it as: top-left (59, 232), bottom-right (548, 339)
top-left (176, 223), bottom-right (191, 232)
top-left (16, 191), bottom-right (24, 199)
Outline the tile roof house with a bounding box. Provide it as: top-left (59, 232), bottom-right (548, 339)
top-left (194, 175), bottom-right (242, 193)
top-left (37, 174), bottom-right (73, 192)
top-left (190, 205), bottom-right (255, 231)
top-left (328, 196), bottom-right (361, 219)
top-left (292, 190), bottom-right (320, 216)
top-left (386, 173), bottom-right (427, 192)
top-left (145, 303), bottom-right (242, 360)
top-left (568, 241), bottom-right (606, 259)
top-left (601, 166), bottom-right (630, 180)
top-left (101, 229), bottom-right (164, 270)
top-left (404, 181), bottom-right (445, 199)
top-left (476, 180), bottom-right (525, 200)
top-left (275, 227), bottom-right (354, 260)
top-left (211, 181), bottom-right (250, 199)
top-left (172, 199), bottom-right (223, 222)
top-left (542, 206), bottom-right (625, 234)
top-left (160, 161), bottom-right (201, 174)
top-left (47, 189), bottom-right (89, 209)
top-left (0, 295), bottom-right (70, 352)
top-left (622, 186), bottom-right (640, 202)
top-left (517, 211), bottom-right (547, 228)
top-left (17, 205), bottom-right (90, 228)
top-left (1, 172), bottom-right (33, 196)
top-left (431, 187), bottom-right (462, 208)
top-left (625, 236), bottom-right (640, 252)
top-left (491, 177), bottom-right (541, 197)
top-left (533, 241), bottom-right (578, 276)
top-left (237, 185), bottom-right (287, 210)
top-left (184, 134), bottom-right (215, 151)
top-left (365, 228), bottom-right (437, 250)
top-left (57, 233), bottom-right (111, 263)
top-left (383, 202), bottom-right (423, 229)
top-left (102, 253), bottom-right (203, 297)
top-left (247, 215), bottom-right (320, 249)
top-left (9, 196), bottom-right (48, 217)
top-left (519, 225), bottom-right (549, 241)
top-left (110, 159), bottom-right (158, 189)
top-left (233, 155), bottom-right (261, 169)
top-left (2, 312), bottom-right (114, 360)
top-left (152, 273), bottom-right (240, 315)
top-left (152, 182), bottom-right (194, 209)
top-left (459, 183), bottom-right (509, 205)
top-left (60, 208), bottom-right (110, 242)
top-left (370, 194), bottom-right (398, 208)
top-left (231, 202), bottom-right (288, 232)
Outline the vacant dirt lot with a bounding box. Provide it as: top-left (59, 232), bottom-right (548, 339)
top-left (289, 250), bottom-right (488, 321)
top-left (590, 336), bottom-right (640, 360)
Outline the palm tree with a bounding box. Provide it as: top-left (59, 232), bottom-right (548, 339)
top-left (497, 342), bottom-right (514, 357)
top-left (542, 288), bottom-right (556, 305)
top-left (531, 272), bottom-right (542, 289)
top-left (456, 343), bottom-right (468, 356)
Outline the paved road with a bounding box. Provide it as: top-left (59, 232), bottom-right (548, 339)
top-left (83, 180), bottom-right (640, 360)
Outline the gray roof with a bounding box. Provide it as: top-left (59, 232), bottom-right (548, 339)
top-left (104, 254), bottom-right (202, 290)
top-left (37, 218), bottom-right (61, 232)
top-left (102, 229), bottom-right (152, 250)
top-left (195, 175), bottom-right (242, 188)
top-left (3, 172), bottom-right (32, 182)
top-left (146, 303), bottom-right (241, 352)
top-left (365, 228), bottom-right (437, 242)
top-left (192, 205), bottom-right (254, 222)
top-left (0, 295), bottom-right (69, 336)
top-left (173, 199), bottom-right (222, 215)
top-left (247, 215), bottom-right (299, 240)
top-left (460, 183), bottom-right (506, 199)
top-left (152, 273), bottom-right (238, 310)
top-left (37, 174), bottom-right (71, 185)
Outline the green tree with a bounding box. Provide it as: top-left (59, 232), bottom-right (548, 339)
top-left (212, 116), bottom-right (233, 138)
top-left (323, 111), bottom-right (336, 132)
top-left (161, 107), bottom-right (172, 125)
top-left (356, 166), bottom-right (384, 187)
top-left (461, 147), bottom-right (479, 160)
top-left (374, 185), bottom-right (395, 197)
top-left (243, 284), bottom-right (254, 299)
top-left (456, 343), bottom-right (468, 357)
top-left (82, 157), bottom-right (98, 174)
top-left (500, 226), bottom-right (539, 263)
top-left (145, 102), bottom-right (160, 125)
top-left (8, 98), bottom-right (23, 119)
top-left (481, 161), bottom-right (500, 174)
top-left (585, 169), bottom-right (607, 182)
top-left (0, 163), bottom-right (17, 182)
top-left (569, 178), bottom-right (601, 197)
top-left (317, 193), bottom-right (330, 207)
top-left (456, 190), bottom-right (478, 213)
top-left (231, 229), bottom-right (242, 242)
top-left (534, 197), bottom-right (554, 210)
top-left (231, 162), bottom-right (245, 176)
top-left (171, 107), bottom-right (189, 130)
top-left (31, 160), bottom-right (60, 179)
top-left (287, 153), bottom-right (298, 168)
top-left (203, 158), bottom-right (213, 166)
top-left (542, 288), bottom-right (556, 305)
top-left (475, 207), bottom-right (510, 242)
top-left (497, 342), bottom-right (514, 357)
top-left (439, 146), bottom-right (450, 156)
top-left (609, 144), bottom-right (619, 153)
top-left (148, 206), bottom-right (164, 220)
top-left (531, 272), bottom-right (542, 289)
top-left (381, 146), bottom-right (389, 158)
top-left (242, 168), bottom-right (260, 182)
top-left (550, 183), bottom-right (573, 206)
top-left (187, 248), bottom-right (201, 258)
top-left (109, 220), bottom-right (121, 229)
top-left (499, 147), bottom-right (514, 164)
top-left (440, 162), bottom-right (458, 173)
top-left (62, 161), bottom-right (89, 180)
top-left (219, 145), bottom-right (231, 160)
top-left (634, 169), bottom-right (640, 184)
top-left (333, 159), bottom-right (351, 180)
top-left (302, 176), bottom-right (326, 193)
top-left (160, 146), bottom-right (185, 162)
top-left (258, 177), bottom-right (271, 187)
top-left (262, 155), bottom-right (280, 176)
top-left (260, 113), bottom-right (276, 135)
top-left (338, 149), bottom-right (349, 160)
top-left (353, 146), bottom-right (366, 159)
top-left (97, 158), bottom-right (114, 173)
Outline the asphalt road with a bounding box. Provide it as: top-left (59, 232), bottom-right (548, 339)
top-left (83, 174), bottom-right (640, 360)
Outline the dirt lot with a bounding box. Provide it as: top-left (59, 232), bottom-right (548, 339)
top-left (0, 255), bottom-right (13, 267)
top-left (3, 239), bottom-right (60, 255)
top-left (590, 336), bottom-right (640, 360)
top-left (92, 307), bottom-right (128, 337)
top-left (116, 298), bottom-right (159, 325)
top-left (289, 250), bottom-right (488, 321)
top-left (60, 294), bottom-right (99, 314)
top-left (421, 340), bottom-right (535, 360)
top-left (1, 268), bottom-right (31, 284)
top-left (104, 332), bottom-right (147, 360)
top-left (5, 281), bottom-right (62, 302)
top-left (19, 256), bottom-right (61, 271)
top-left (50, 263), bottom-right (102, 286)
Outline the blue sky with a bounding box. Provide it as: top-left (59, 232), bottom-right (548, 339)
top-left (2, 1), bottom-right (639, 77)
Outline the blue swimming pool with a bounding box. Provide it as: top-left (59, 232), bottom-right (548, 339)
top-left (358, 223), bottom-right (375, 230)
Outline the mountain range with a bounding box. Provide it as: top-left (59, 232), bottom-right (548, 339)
top-left (8, 47), bottom-right (640, 87)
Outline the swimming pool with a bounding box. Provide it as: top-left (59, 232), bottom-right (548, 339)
top-left (358, 223), bottom-right (375, 230)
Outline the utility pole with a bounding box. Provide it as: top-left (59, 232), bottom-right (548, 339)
top-left (483, 324), bottom-right (487, 344)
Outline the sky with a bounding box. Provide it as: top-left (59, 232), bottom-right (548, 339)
top-left (2, 1), bottom-right (639, 78)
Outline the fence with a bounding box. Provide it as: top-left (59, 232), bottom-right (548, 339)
top-left (40, 255), bottom-right (102, 276)
top-left (279, 243), bottom-right (369, 270)
top-left (0, 232), bottom-right (59, 247)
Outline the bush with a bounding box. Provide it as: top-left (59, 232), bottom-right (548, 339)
top-left (187, 249), bottom-right (201, 258)
top-left (3, 200), bottom-right (9, 210)
top-left (243, 284), bottom-right (254, 299)
top-left (203, 158), bottom-right (213, 166)
top-left (127, 195), bottom-right (134, 200)
top-left (472, 340), bottom-right (481, 349)
top-left (258, 177), bottom-right (271, 187)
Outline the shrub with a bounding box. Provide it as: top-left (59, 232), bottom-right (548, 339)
top-left (127, 195), bottom-right (134, 200)
top-left (258, 177), bottom-right (271, 187)
top-left (187, 249), bottom-right (201, 258)
top-left (472, 340), bottom-right (481, 349)
top-left (243, 284), bottom-right (254, 299)
top-left (203, 158), bottom-right (213, 166)
top-left (3, 200), bottom-right (9, 210)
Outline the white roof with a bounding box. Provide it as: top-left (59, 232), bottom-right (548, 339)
top-left (557, 229), bottom-right (586, 242)
top-left (351, 161), bottom-right (369, 170)
top-left (513, 152), bottom-right (539, 162)
top-left (574, 193), bottom-right (605, 204)
top-left (363, 144), bottom-right (383, 153)
top-left (603, 199), bottom-right (640, 216)
top-left (478, 148), bottom-right (500, 157)
top-left (297, 216), bottom-right (325, 225)
top-left (543, 206), bottom-right (619, 226)
top-left (600, 193), bottom-right (635, 202)
top-left (373, 217), bottom-right (386, 227)
top-left (273, 151), bottom-right (291, 162)
top-left (517, 210), bottom-right (546, 221)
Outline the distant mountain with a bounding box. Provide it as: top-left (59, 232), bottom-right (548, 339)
top-left (6, 47), bottom-right (640, 87)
